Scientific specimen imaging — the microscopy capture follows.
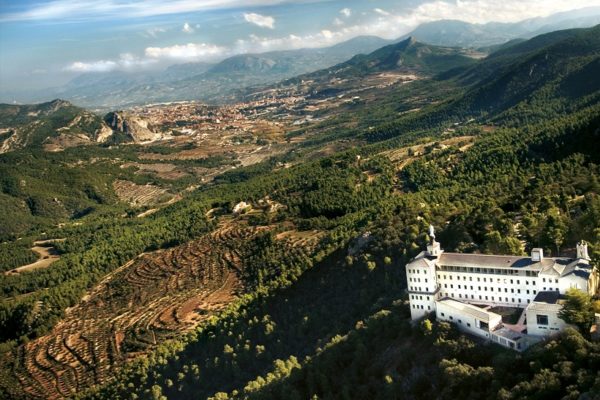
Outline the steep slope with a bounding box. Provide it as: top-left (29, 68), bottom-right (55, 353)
top-left (454, 25), bottom-right (600, 118)
top-left (103, 111), bottom-right (162, 143)
top-left (0, 100), bottom-right (114, 153)
top-left (246, 37), bottom-right (479, 101)
top-left (347, 37), bottom-right (479, 74)
top-left (356, 25), bottom-right (600, 143)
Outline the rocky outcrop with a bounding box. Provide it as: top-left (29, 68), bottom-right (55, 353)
top-left (103, 111), bottom-right (160, 143)
top-left (0, 99), bottom-right (120, 153)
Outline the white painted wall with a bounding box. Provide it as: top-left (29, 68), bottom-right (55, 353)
top-left (525, 304), bottom-right (568, 336)
top-left (435, 301), bottom-right (501, 340)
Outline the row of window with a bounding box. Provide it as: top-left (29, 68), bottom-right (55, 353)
top-left (437, 265), bottom-right (542, 278)
top-left (408, 286), bottom-right (436, 292)
top-left (408, 277), bottom-right (428, 283)
top-left (439, 313), bottom-right (473, 328)
top-left (442, 283), bottom-right (538, 295)
top-left (438, 274), bottom-right (559, 285)
top-left (440, 292), bottom-right (531, 304)
top-left (411, 304), bottom-right (431, 311)
top-left (536, 326), bottom-right (560, 331)
top-left (410, 295), bottom-right (431, 301)
top-left (407, 268), bottom-right (428, 275)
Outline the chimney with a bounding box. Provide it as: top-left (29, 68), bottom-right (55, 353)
top-left (531, 248), bottom-right (544, 262)
top-left (577, 241), bottom-right (590, 261)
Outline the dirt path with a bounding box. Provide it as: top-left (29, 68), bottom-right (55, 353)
top-left (4, 240), bottom-right (64, 276)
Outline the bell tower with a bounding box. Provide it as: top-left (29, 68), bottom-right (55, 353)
top-left (427, 225), bottom-right (442, 257)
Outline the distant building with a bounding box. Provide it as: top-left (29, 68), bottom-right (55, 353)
top-left (233, 202), bottom-right (250, 215)
top-left (406, 225), bottom-right (599, 351)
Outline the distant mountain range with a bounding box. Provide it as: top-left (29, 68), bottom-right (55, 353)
top-left (404, 6), bottom-right (600, 48)
top-left (284, 37), bottom-right (479, 84)
top-left (3, 7), bottom-right (600, 109)
top-left (5, 36), bottom-right (391, 110)
top-left (2, 23), bottom-right (599, 156)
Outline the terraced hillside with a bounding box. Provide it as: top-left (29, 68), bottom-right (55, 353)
top-left (0, 222), bottom-right (322, 399)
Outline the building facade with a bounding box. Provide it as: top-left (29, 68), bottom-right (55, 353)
top-left (406, 226), bottom-right (598, 350)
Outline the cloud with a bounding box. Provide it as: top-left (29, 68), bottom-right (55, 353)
top-left (65, 60), bottom-right (118, 73)
top-left (145, 43), bottom-right (227, 61)
top-left (0, 0), bottom-right (320, 22)
top-left (145, 27), bottom-right (167, 38)
top-left (333, 17), bottom-right (344, 27)
top-left (244, 12), bottom-right (275, 29)
top-left (65, 53), bottom-right (158, 72)
top-left (374, 8), bottom-right (390, 16)
top-left (340, 8), bottom-right (352, 18)
top-left (182, 22), bottom-right (194, 33)
top-left (321, 29), bottom-right (333, 39)
top-left (235, 30), bottom-right (347, 53)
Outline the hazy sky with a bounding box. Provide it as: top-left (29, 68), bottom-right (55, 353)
top-left (1, 0), bottom-right (600, 91)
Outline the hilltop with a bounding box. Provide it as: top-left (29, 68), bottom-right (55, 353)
top-left (0, 24), bottom-right (599, 400)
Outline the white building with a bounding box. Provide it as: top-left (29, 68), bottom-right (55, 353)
top-left (525, 291), bottom-right (569, 336)
top-left (406, 226), bottom-right (598, 350)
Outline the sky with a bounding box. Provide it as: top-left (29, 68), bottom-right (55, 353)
top-left (1, 0), bottom-right (600, 92)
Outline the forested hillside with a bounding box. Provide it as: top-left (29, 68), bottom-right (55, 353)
top-left (0, 25), bottom-right (599, 400)
top-left (75, 88), bottom-right (600, 399)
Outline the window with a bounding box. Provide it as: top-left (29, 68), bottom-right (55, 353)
top-left (441, 312), bottom-right (445, 317)
top-left (536, 315), bottom-right (549, 326)
top-left (467, 323), bottom-right (471, 327)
